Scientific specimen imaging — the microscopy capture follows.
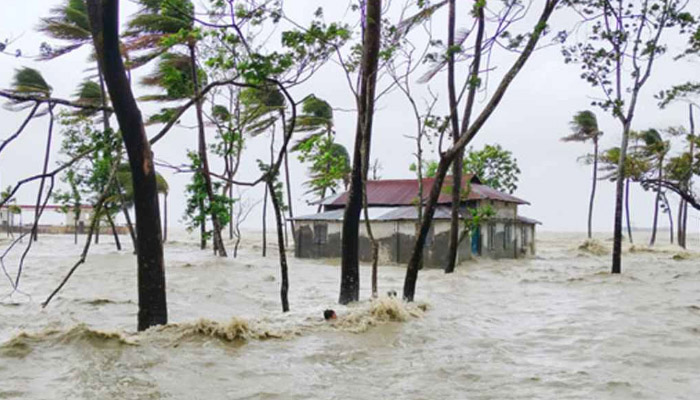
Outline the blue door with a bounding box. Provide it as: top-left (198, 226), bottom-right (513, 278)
top-left (471, 227), bottom-right (480, 255)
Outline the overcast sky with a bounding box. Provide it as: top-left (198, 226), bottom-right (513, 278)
top-left (1, 0), bottom-right (699, 235)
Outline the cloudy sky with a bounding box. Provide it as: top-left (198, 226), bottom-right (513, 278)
top-left (1, 0), bottom-right (699, 235)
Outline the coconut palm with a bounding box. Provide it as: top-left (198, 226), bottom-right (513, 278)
top-left (5, 67), bottom-right (52, 110)
top-left (126, 0), bottom-right (227, 256)
top-left (637, 129), bottom-right (671, 246)
top-left (240, 86), bottom-right (290, 248)
top-left (37, 0), bottom-right (91, 60)
top-left (562, 110), bottom-right (603, 238)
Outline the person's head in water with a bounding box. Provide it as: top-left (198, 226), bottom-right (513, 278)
top-left (323, 309), bottom-right (337, 320)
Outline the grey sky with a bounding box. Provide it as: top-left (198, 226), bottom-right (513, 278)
top-left (1, 0), bottom-right (699, 234)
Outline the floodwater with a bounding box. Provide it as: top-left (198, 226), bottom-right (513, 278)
top-left (1, 230), bottom-right (699, 399)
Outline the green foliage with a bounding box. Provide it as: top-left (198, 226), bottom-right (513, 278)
top-left (183, 151), bottom-right (232, 235)
top-left (239, 86), bottom-right (286, 136)
top-left (140, 52), bottom-right (205, 101)
top-left (10, 67), bottom-right (52, 97)
top-left (562, 110), bottom-right (602, 143)
top-left (295, 135), bottom-right (351, 198)
top-left (561, 0), bottom-right (697, 118)
top-left (461, 204), bottom-right (495, 241)
top-left (37, 0), bottom-right (91, 59)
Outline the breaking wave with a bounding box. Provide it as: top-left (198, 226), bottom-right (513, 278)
top-left (577, 239), bottom-right (608, 256)
top-left (331, 297), bottom-right (427, 333)
top-left (0, 324), bottom-right (134, 358)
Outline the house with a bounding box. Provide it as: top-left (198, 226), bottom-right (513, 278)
top-left (293, 176), bottom-right (540, 268)
top-left (1, 204), bottom-right (94, 234)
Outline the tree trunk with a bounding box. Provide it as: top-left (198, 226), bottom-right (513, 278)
top-left (612, 121), bottom-right (632, 274)
top-left (445, 2), bottom-right (484, 273)
top-left (404, 158), bottom-right (450, 300)
top-left (87, 0), bottom-right (167, 331)
top-left (95, 217), bottom-right (100, 244)
top-left (188, 44), bottom-right (227, 257)
top-left (588, 137), bottom-right (599, 238)
top-left (262, 182), bottom-right (268, 257)
top-left (163, 193), bottom-right (168, 243)
top-left (649, 159), bottom-right (663, 246)
top-left (267, 179), bottom-right (290, 312)
top-left (106, 212), bottom-right (122, 251)
top-left (403, 1), bottom-right (560, 298)
top-left (625, 177), bottom-right (633, 244)
top-left (661, 192), bottom-right (673, 244)
top-left (677, 199), bottom-right (685, 248)
top-left (116, 179), bottom-right (138, 254)
top-left (74, 212), bottom-right (78, 244)
top-left (199, 198), bottom-right (206, 250)
top-left (339, 0), bottom-right (382, 304)
top-left (281, 112), bottom-right (295, 246)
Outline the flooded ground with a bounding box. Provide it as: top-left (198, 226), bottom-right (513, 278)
top-left (1, 230), bottom-right (699, 399)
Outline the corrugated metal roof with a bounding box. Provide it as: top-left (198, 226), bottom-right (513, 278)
top-left (517, 215), bottom-right (542, 225)
top-left (293, 206), bottom-right (456, 222)
top-left (319, 176), bottom-right (529, 207)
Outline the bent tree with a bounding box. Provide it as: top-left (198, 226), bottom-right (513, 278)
top-left (403, 0), bottom-right (562, 301)
top-left (86, 0), bottom-right (167, 331)
top-left (561, 0), bottom-right (696, 273)
top-left (562, 110), bottom-right (602, 238)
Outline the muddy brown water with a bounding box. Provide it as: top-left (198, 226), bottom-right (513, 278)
top-left (1, 231), bottom-right (699, 399)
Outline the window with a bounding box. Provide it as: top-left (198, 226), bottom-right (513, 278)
top-left (313, 223), bottom-right (328, 245)
top-left (488, 223), bottom-right (495, 250)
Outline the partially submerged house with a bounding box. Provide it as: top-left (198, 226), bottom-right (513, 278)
top-left (293, 176), bottom-right (540, 267)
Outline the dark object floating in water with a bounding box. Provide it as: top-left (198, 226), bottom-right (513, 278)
top-left (323, 309), bottom-right (337, 320)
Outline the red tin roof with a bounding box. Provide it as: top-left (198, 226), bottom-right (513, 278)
top-left (321, 175), bottom-right (529, 207)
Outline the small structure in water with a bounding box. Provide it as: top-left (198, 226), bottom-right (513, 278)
top-left (293, 176), bottom-right (540, 267)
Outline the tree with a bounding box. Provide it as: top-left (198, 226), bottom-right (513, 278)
top-left (637, 129), bottom-right (670, 246)
top-left (127, 0), bottom-right (227, 256)
top-left (597, 144), bottom-right (650, 244)
top-left (403, 0), bottom-right (562, 300)
top-left (562, 110), bottom-right (602, 238)
top-left (86, 0), bottom-right (167, 331)
top-left (293, 96), bottom-right (351, 211)
top-left (339, 0), bottom-right (382, 305)
top-left (561, 0), bottom-right (696, 273)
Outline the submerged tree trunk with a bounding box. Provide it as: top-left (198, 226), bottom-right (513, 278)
top-left (267, 179), bottom-right (290, 312)
top-left (625, 178), bottom-right (633, 244)
top-left (588, 137), bottom-right (599, 238)
top-left (404, 1), bottom-right (560, 299)
top-left (162, 193), bottom-right (168, 243)
top-left (87, 0), bottom-right (167, 331)
top-left (262, 179), bottom-right (268, 257)
top-left (106, 212), bottom-right (122, 251)
top-left (649, 159), bottom-right (663, 246)
top-left (339, 0), bottom-right (382, 304)
top-left (189, 44), bottom-right (226, 257)
top-left (661, 192), bottom-right (673, 244)
top-left (445, 0), bottom-right (484, 274)
top-left (199, 200), bottom-right (207, 249)
top-left (612, 120), bottom-right (633, 274)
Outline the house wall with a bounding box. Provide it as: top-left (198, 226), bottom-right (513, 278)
top-left (296, 219), bottom-right (473, 268)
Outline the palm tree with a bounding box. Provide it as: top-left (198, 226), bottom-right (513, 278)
top-left (240, 86), bottom-right (287, 251)
top-left (38, 0), bottom-right (112, 133)
top-left (37, 0), bottom-right (91, 60)
top-left (292, 95), bottom-right (348, 211)
top-left (562, 110), bottom-right (603, 238)
top-left (127, 0), bottom-right (227, 256)
top-left (637, 129), bottom-right (671, 246)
